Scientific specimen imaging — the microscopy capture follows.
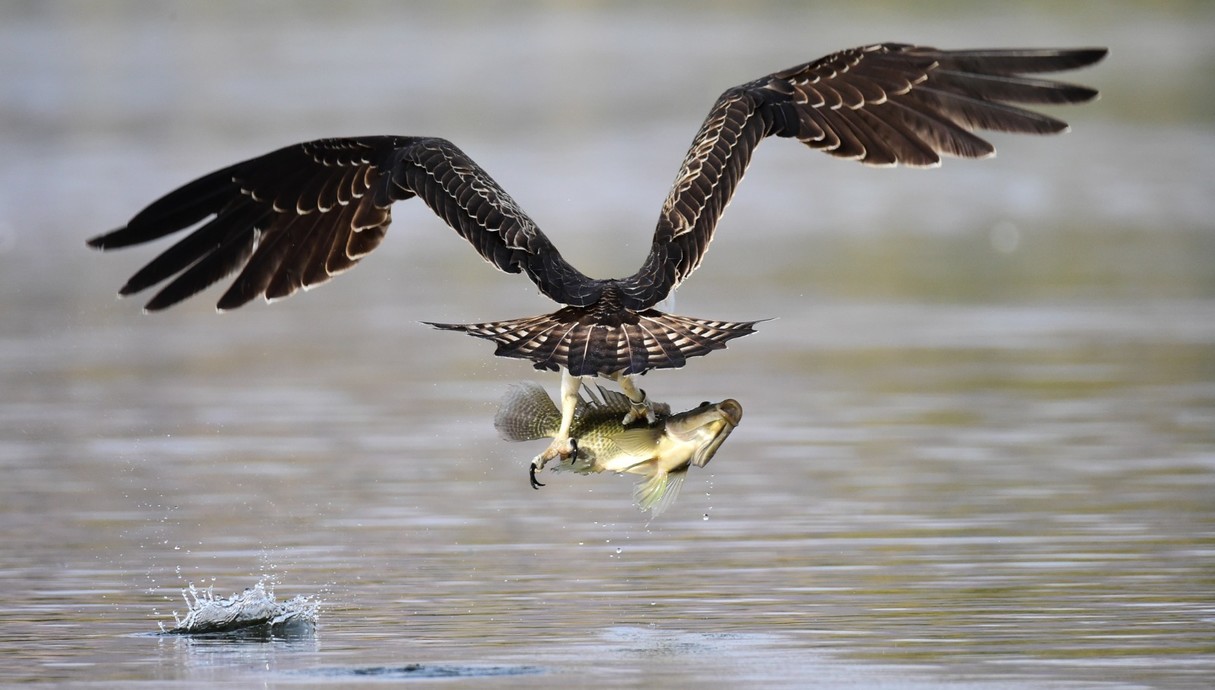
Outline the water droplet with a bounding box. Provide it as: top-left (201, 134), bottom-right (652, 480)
top-left (615, 547), bottom-right (622, 555)
top-left (703, 514), bottom-right (709, 521)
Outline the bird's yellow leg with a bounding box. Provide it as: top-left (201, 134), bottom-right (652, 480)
top-left (530, 369), bottom-right (582, 488)
top-left (611, 372), bottom-right (670, 425)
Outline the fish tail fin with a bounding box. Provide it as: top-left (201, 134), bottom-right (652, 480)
top-left (633, 470), bottom-right (687, 517)
top-left (494, 382), bottom-right (561, 442)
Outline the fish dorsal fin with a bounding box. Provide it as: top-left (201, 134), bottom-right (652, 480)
top-left (594, 384), bottom-right (631, 407)
top-left (614, 427), bottom-right (661, 456)
top-left (573, 390), bottom-right (592, 418)
top-left (494, 382), bottom-right (560, 442)
top-left (589, 384), bottom-right (636, 417)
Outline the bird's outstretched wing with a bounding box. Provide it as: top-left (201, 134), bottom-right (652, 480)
top-left (617, 43), bottom-right (1108, 309)
top-left (88, 136), bottom-right (599, 311)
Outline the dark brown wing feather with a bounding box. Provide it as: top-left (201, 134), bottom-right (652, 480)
top-left (88, 136), bottom-right (598, 311)
top-left (617, 43), bottom-right (1107, 309)
top-left (90, 45), bottom-right (1103, 377)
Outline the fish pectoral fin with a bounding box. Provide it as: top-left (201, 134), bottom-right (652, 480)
top-left (613, 428), bottom-right (662, 456)
top-left (634, 471), bottom-right (687, 517)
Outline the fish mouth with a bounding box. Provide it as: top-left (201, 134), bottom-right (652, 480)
top-left (717, 399), bottom-right (743, 426)
top-left (691, 399), bottom-right (742, 468)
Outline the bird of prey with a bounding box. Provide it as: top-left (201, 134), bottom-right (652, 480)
top-left (88, 43), bottom-right (1106, 482)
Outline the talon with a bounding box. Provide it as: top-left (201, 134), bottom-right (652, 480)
top-left (621, 389), bottom-right (666, 426)
top-left (529, 463), bottom-right (545, 490)
top-left (529, 435), bottom-right (577, 489)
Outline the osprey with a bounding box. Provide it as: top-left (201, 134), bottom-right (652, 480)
top-left (89, 43), bottom-right (1105, 481)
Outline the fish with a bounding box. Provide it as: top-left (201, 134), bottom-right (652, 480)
top-left (495, 382), bottom-right (742, 516)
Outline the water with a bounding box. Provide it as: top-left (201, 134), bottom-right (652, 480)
top-left (1, 1), bottom-right (1213, 687)
top-left (160, 579), bottom-right (317, 636)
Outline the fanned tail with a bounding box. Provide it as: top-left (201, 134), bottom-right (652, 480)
top-left (427, 307), bottom-right (761, 377)
top-left (494, 382), bottom-right (562, 442)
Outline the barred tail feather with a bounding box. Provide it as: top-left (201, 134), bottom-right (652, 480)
top-left (426, 308), bottom-right (761, 378)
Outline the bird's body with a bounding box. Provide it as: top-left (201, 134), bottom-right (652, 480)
top-left (89, 43), bottom-right (1106, 484)
top-left (496, 382), bottom-right (742, 515)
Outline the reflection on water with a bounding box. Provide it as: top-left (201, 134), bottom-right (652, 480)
top-left (1, 1), bottom-right (1213, 688)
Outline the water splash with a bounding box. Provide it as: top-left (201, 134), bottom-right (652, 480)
top-left (159, 578), bottom-right (319, 637)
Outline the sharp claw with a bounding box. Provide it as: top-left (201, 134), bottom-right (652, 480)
top-left (621, 406), bottom-right (642, 426)
top-left (530, 436), bottom-right (578, 489)
top-left (622, 390), bottom-right (662, 426)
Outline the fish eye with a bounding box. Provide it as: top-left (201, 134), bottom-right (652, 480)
top-left (699, 401), bottom-right (710, 407)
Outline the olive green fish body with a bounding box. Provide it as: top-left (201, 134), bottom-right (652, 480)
top-left (496, 382), bottom-right (741, 515)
